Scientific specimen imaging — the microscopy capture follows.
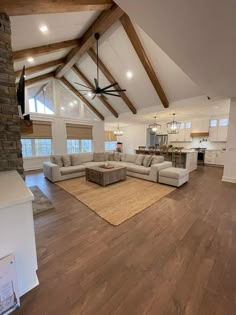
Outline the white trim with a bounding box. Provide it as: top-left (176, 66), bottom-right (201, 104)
top-left (222, 176), bottom-right (236, 183)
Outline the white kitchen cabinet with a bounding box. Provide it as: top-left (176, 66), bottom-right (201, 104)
top-left (191, 119), bottom-right (209, 133)
top-left (217, 126), bottom-right (228, 141)
top-left (209, 118), bottom-right (228, 142)
top-left (168, 121), bottom-right (192, 142)
top-left (185, 152), bottom-right (198, 171)
top-left (184, 128), bottom-right (192, 141)
top-left (209, 126), bottom-right (218, 141)
top-left (205, 150), bottom-right (225, 166)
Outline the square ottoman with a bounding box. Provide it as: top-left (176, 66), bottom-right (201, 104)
top-left (159, 167), bottom-right (189, 187)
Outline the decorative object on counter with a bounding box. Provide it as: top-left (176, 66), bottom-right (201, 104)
top-left (149, 116), bottom-right (162, 135)
top-left (114, 125), bottom-right (123, 136)
top-left (138, 146), bottom-right (147, 154)
top-left (166, 113), bottom-right (181, 134)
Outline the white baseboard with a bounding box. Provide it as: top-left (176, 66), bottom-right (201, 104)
top-left (222, 176), bottom-right (236, 184)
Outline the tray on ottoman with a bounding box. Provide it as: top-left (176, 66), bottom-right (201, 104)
top-left (85, 165), bottom-right (126, 186)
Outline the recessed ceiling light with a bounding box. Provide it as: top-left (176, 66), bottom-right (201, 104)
top-left (27, 57), bottom-right (34, 63)
top-left (73, 100), bottom-right (78, 104)
top-left (69, 102), bottom-right (73, 106)
top-left (126, 71), bottom-right (133, 79)
top-left (61, 106), bottom-right (65, 110)
top-left (39, 25), bottom-right (48, 33)
top-left (87, 92), bottom-right (92, 98)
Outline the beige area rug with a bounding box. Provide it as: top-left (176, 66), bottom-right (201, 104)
top-left (29, 186), bottom-right (54, 215)
top-left (56, 177), bottom-right (175, 226)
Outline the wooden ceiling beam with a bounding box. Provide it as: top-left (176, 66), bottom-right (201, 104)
top-left (25, 72), bottom-right (54, 87)
top-left (60, 77), bottom-right (104, 121)
top-left (72, 65), bottom-right (118, 118)
top-left (13, 39), bottom-right (80, 61)
top-left (0, 0), bottom-right (113, 16)
top-left (15, 58), bottom-right (65, 78)
top-left (120, 14), bottom-right (169, 108)
top-left (87, 48), bottom-right (137, 114)
top-left (55, 4), bottom-right (124, 78)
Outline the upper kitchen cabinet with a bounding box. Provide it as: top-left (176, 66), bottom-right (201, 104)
top-left (168, 121), bottom-right (192, 142)
top-left (191, 119), bottom-right (209, 133)
top-left (209, 118), bottom-right (228, 142)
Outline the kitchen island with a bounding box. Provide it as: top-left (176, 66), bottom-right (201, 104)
top-left (135, 149), bottom-right (198, 171)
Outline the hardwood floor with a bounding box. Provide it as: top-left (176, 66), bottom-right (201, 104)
top-left (14, 167), bottom-right (236, 315)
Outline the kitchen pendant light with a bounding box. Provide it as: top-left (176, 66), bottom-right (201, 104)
top-left (166, 113), bottom-right (181, 134)
top-left (149, 116), bottom-right (162, 135)
top-left (114, 125), bottom-right (123, 136)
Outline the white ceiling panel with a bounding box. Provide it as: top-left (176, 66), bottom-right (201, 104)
top-left (11, 11), bottom-right (100, 51)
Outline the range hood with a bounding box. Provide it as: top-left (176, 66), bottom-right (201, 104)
top-left (190, 132), bottom-right (209, 137)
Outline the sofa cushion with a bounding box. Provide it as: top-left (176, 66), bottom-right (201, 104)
top-left (127, 165), bottom-right (150, 175)
top-left (125, 154), bottom-right (137, 163)
top-left (79, 153), bottom-right (94, 163)
top-left (120, 153), bottom-right (126, 161)
top-left (108, 153), bottom-right (114, 161)
top-left (51, 155), bottom-right (63, 167)
top-left (94, 152), bottom-right (105, 162)
top-left (143, 155), bottom-right (152, 167)
top-left (60, 165), bottom-right (86, 176)
top-left (135, 154), bottom-right (145, 166)
top-left (114, 152), bottom-right (120, 161)
top-left (62, 155), bottom-right (71, 167)
top-left (151, 156), bottom-right (164, 165)
top-left (71, 154), bottom-right (81, 166)
top-left (159, 167), bottom-right (189, 179)
top-left (83, 161), bottom-right (106, 167)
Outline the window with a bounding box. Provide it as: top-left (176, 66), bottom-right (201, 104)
top-left (210, 119), bottom-right (217, 127)
top-left (219, 118), bottom-right (228, 126)
top-left (21, 139), bottom-right (52, 157)
top-left (67, 139), bottom-right (92, 154)
top-left (185, 122), bottom-right (191, 129)
top-left (180, 122), bottom-right (185, 129)
top-left (105, 141), bottom-right (116, 151)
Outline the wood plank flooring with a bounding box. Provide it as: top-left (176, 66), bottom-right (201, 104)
top-left (13, 166), bottom-right (236, 315)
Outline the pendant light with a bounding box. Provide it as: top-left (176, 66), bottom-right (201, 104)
top-left (114, 125), bottom-right (123, 136)
top-left (166, 113), bottom-right (181, 134)
top-left (149, 116), bottom-right (162, 135)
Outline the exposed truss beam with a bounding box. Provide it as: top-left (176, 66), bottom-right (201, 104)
top-left (120, 14), bottom-right (169, 108)
top-left (55, 4), bottom-right (124, 78)
top-left (13, 39), bottom-right (79, 61)
top-left (60, 77), bottom-right (104, 121)
top-left (0, 0), bottom-right (113, 16)
top-left (72, 65), bottom-right (118, 118)
top-left (25, 72), bottom-right (54, 87)
top-left (15, 58), bottom-right (65, 78)
top-left (87, 48), bottom-right (137, 114)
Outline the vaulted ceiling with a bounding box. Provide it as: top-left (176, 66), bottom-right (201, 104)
top-left (2, 0), bottom-right (222, 121)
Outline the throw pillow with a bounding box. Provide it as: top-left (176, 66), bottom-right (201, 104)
top-left (151, 156), bottom-right (164, 165)
top-left (62, 155), bottom-right (71, 167)
top-left (71, 154), bottom-right (81, 166)
top-left (135, 154), bottom-right (145, 166)
top-left (51, 155), bottom-right (63, 167)
top-left (114, 152), bottom-right (120, 161)
top-left (108, 153), bottom-right (114, 161)
top-left (143, 155), bottom-right (152, 167)
top-left (94, 152), bottom-right (105, 162)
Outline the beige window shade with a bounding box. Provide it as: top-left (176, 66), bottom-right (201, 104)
top-left (22, 120), bottom-right (52, 139)
top-left (104, 130), bottom-right (117, 141)
top-left (66, 123), bottom-right (93, 140)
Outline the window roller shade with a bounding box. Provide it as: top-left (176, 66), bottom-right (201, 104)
top-left (104, 130), bottom-right (117, 141)
top-left (21, 120), bottom-right (52, 139)
top-left (66, 123), bottom-right (93, 140)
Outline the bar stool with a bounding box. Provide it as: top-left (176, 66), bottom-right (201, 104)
top-left (160, 144), bottom-right (170, 160)
top-left (172, 147), bottom-right (184, 168)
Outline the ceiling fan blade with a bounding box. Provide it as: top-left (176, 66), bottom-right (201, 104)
top-left (94, 78), bottom-right (99, 89)
top-left (101, 94), bottom-right (108, 100)
top-left (104, 89), bottom-right (126, 93)
top-left (101, 82), bottom-right (118, 91)
top-left (74, 82), bottom-right (92, 89)
top-left (77, 89), bottom-right (94, 92)
top-left (103, 92), bottom-right (121, 97)
top-left (92, 94), bottom-right (97, 100)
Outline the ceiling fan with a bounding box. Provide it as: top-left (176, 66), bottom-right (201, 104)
top-left (74, 33), bottom-right (126, 100)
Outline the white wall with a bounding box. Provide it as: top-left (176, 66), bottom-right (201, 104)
top-left (223, 99), bottom-right (236, 183)
top-left (119, 124), bottom-right (147, 154)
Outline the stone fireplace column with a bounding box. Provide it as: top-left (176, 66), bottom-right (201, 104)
top-left (0, 13), bottom-right (24, 176)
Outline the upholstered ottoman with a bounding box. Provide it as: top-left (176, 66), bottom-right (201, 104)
top-left (159, 167), bottom-right (189, 187)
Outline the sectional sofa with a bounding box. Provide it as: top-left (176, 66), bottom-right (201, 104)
top-left (43, 152), bottom-right (172, 183)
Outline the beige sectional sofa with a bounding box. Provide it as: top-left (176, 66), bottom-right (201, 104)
top-left (43, 152), bottom-right (172, 183)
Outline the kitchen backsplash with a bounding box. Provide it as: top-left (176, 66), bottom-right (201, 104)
top-left (170, 137), bottom-right (226, 150)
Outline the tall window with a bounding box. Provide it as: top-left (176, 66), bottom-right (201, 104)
top-left (28, 81), bottom-right (54, 115)
top-left (210, 119), bottom-right (217, 127)
top-left (104, 131), bottom-right (117, 151)
top-left (219, 118), bottom-right (228, 126)
top-left (66, 123), bottom-right (93, 153)
top-left (21, 121), bottom-right (52, 157)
